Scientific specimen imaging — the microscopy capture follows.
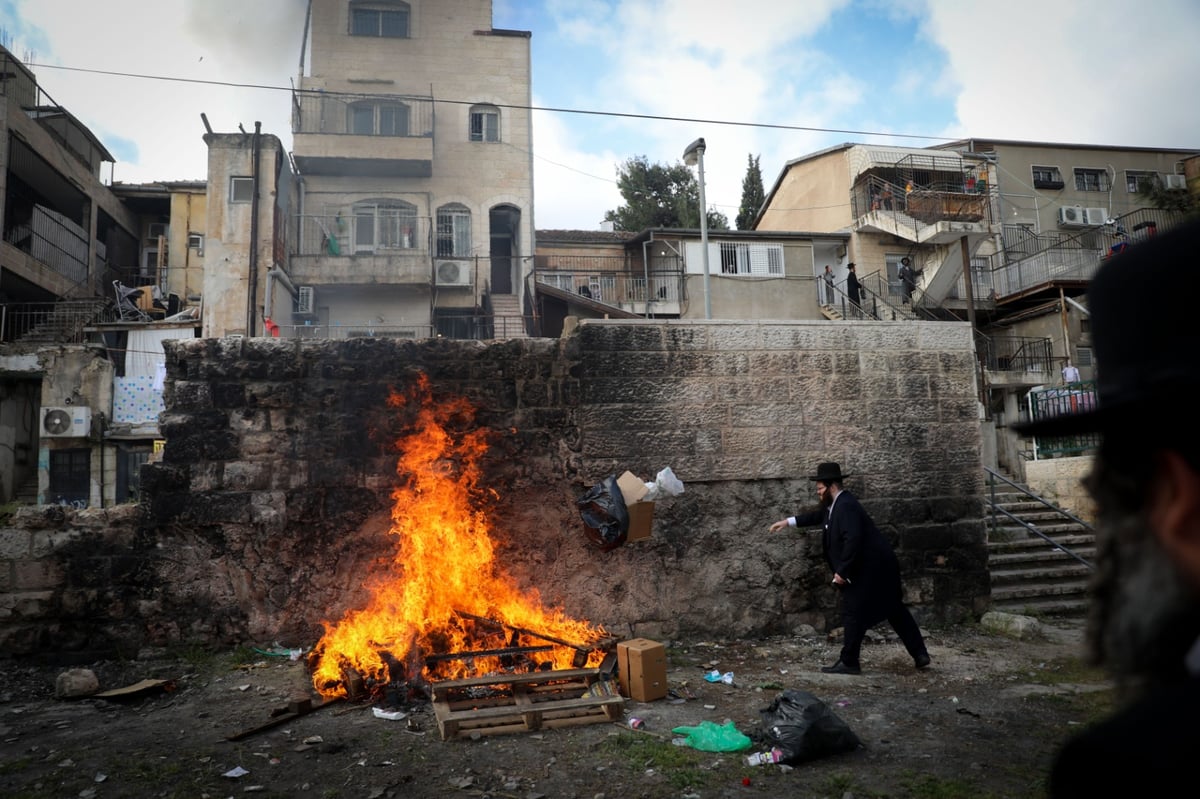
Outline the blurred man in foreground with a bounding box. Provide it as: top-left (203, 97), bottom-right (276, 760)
top-left (1017, 218), bottom-right (1200, 796)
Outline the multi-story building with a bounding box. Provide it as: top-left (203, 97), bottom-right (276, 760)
top-left (532, 226), bottom-right (850, 335)
top-left (287, 0), bottom-right (535, 340)
top-left (757, 137), bottom-right (1198, 476)
top-left (0, 45), bottom-right (203, 506)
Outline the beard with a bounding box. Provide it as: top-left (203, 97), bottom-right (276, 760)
top-left (1085, 472), bottom-right (1200, 693)
top-left (819, 487), bottom-right (834, 508)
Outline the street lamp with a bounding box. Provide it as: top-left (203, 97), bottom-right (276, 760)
top-left (682, 137), bottom-right (711, 319)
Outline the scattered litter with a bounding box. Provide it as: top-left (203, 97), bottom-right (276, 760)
top-left (236, 685), bottom-right (251, 692)
top-left (253, 643), bottom-right (306, 660)
top-left (703, 704), bottom-right (717, 710)
top-left (704, 670), bottom-right (722, 682)
top-left (746, 747), bottom-right (785, 766)
top-left (671, 720), bottom-right (752, 752)
top-left (302, 736), bottom-right (323, 745)
top-left (372, 707), bottom-right (408, 721)
top-left (94, 679), bottom-right (174, 699)
top-left (721, 672), bottom-right (735, 685)
top-left (223, 766), bottom-right (250, 778)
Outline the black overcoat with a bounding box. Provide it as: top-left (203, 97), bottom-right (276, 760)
top-left (795, 491), bottom-right (904, 627)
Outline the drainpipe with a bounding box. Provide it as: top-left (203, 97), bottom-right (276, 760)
top-left (246, 121), bottom-right (262, 336)
top-left (641, 238), bottom-right (651, 318)
top-left (1058, 286), bottom-right (1071, 366)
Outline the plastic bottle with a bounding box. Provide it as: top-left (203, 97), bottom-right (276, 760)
top-left (745, 747), bottom-right (784, 766)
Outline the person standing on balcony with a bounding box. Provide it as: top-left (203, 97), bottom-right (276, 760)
top-left (769, 462), bottom-right (931, 675)
top-left (1062, 361), bottom-right (1080, 384)
top-left (845, 263), bottom-right (863, 318)
top-left (881, 185), bottom-right (894, 210)
top-left (823, 265), bottom-right (836, 306)
top-left (1016, 219), bottom-right (1200, 798)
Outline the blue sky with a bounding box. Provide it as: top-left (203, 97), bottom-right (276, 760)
top-left (6, 0), bottom-right (1199, 230)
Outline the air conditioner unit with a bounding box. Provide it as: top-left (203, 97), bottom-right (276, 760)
top-left (435, 260), bottom-right (471, 287)
top-left (1163, 173), bottom-right (1187, 190)
top-left (147, 222), bottom-right (168, 242)
top-left (41, 406), bottom-right (92, 438)
top-left (296, 285), bottom-right (315, 314)
top-left (1057, 205), bottom-right (1086, 228)
top-left (1084, 207), bottom-right (1109, 226)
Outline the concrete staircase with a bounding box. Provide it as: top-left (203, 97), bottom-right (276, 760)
top-left (985, 473), bottom-right (1095, 619)
top-left (488, 294), bottom-right (528, 339)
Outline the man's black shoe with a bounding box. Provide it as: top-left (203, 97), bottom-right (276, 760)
top-left (914, 653), bottom-right (931, 670)
top-left (820, 660), bottom-right (861, 675)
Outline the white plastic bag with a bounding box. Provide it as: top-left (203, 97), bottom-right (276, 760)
top-left (643, 466), bottom-right (685, 501)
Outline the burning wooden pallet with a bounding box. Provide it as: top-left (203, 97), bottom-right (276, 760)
top-left (430, 668), bottom-right (624, 740)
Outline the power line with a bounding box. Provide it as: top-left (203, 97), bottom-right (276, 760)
top-left (30, 61), bottom-right (959, 143)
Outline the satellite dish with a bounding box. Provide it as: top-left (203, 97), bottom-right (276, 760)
top-left (43, 408), bottom-right (71, 435)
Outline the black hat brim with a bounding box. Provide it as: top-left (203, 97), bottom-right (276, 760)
top-left (1015, 408), bottom-right (1107, 438)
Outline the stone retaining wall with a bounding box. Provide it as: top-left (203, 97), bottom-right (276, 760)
top-left (0, 320), bottom-right (990, 658)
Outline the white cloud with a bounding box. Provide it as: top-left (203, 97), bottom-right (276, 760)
top-left (923, 0), bottom-right (1200, 148)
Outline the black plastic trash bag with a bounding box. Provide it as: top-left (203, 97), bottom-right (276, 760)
top-left (758, 689), bottom-right (862, 765)
top-left (577, 474), bottom-right (629, 551)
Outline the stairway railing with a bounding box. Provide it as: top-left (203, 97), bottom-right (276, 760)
top-left (984, 466), bottom-right (1094, 569)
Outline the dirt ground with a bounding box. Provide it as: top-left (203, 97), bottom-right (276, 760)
top-left (0, 617), bottom-right (1111, 799)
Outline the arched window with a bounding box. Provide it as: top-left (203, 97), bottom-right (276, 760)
top-left (436, 204), bottom-right (471, 257)
top-left (348, 101), bottom-right (409, 136)
top-left (349, 1), bottom-right (410, 38)
top-left (353, 200), bottom-right (418, 252)
top-left (469, 104), bottom-right (500, 143)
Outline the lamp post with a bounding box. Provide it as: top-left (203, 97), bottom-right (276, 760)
top-left (683, 137), bottom-right (711, 319)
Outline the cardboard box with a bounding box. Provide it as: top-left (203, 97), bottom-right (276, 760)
top-left (617, 638), bottom-right (667, 702)
top-left (616, 470), bottom-right (655, 542)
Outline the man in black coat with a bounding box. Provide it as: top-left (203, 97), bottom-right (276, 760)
top-left (1017, 218), bottom-right (1200, 797)
top-left (844, 263), bottom-right (863, 318)
top-left (771, 462), bottom-right (930, 674)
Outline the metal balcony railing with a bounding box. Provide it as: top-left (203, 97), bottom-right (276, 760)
top-left (533, 255), bottom-right (684, 308)
top-left (293, 213), bottom-right (432, 257)
top-left (291, 90), bottom-right (435, 138)
top-left (1025, 380), bottom-right (1102, 458)
top-left (4, 204), bottom-right (90, 285)
top-left (976, 334), bottom-right (1054, 374)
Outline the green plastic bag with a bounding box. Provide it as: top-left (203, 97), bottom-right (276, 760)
top-left (670, 720), bottom-right (752, 752)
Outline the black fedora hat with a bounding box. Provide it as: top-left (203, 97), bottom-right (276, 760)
top-left (1018, 217), bottom-right (1200, 437)
top-left (809, 462), bottom-right (850, 483)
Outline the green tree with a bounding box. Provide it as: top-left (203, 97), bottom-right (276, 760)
top-left (736, 154), bottom-right (765, 230)
top-left (1136, 175), bottom-right (1199, 218)
top-left (604, 155), bottom-right (729, 232)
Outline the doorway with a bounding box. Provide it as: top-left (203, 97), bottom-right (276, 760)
top-left (489, 205), bottom-right (520, 295)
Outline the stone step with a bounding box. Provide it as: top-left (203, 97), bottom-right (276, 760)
top-left (989, 595), bottom-right (1090, 618)
top-left (988, 546), bottom-right (1096, 568)
top-left (990, 580), bottom-right (1089, 602)
top-left (990, 562), bottom-right (1093, 585)
top-left (989, 526), bottom-right (1093, 544)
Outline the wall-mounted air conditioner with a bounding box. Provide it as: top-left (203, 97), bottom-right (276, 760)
top-left (1057, 205), bottom-right (1086, 228)
top-left (41, 406), bottom-right (92, 438)
top-left (1084, 207), bottom-right (1109, 226)
top-left (296, 285), bottom-right (315, 314)
top-left (1163, 174), bottom-right (1187, 190)
top-left (435, 260), bottom-right (471, 287)
top-left (147, 222), bottom-right (168, 242)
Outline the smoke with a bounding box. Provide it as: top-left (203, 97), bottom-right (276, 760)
top-left (183, 0), bottom-right (309, 80)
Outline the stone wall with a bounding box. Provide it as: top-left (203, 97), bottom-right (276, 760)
top-left (1025, 455), bottom-right (1096, 523)
top-left (0, 320), bottom-right (990, 659)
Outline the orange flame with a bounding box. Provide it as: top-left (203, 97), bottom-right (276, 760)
top-left (310, 373), bottom-right (605, 698)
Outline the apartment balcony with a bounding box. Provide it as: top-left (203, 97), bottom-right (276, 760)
top-left (289, 214), bottom-right (434, 286)
top-left (977, 333), bottom-right (1055, 389)
top-left (533, 254), bottom-right (683, 316)
top-left (853, 176), bottom-right (997, 245)
top-left (291, 90), bottom-right (434, 177)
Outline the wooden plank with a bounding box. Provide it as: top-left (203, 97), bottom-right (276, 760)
top-left (429, 668), bottom-right (626, 740)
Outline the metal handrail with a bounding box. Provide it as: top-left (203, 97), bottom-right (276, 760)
top-left (984, 466), bottom-right (1094, 569)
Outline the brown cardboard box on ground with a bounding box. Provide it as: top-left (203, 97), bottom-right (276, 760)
top-left (616, 470), bottom-right (655, 542)
top-left (617, 638), bottom-right (667, 702)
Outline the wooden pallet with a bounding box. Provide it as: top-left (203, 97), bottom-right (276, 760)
top-left (430, 668), bottom-right (624, 740)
